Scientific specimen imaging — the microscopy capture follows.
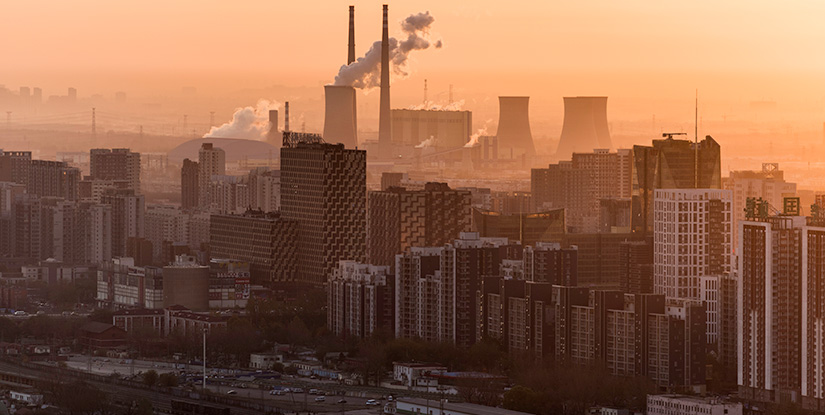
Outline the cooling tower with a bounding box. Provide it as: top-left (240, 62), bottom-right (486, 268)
top-left (496, 96), bottom-right (535, 158)
top-left (555, 96), bottom-right (612, 160)
top-left (323, 85), bottom-right (358, 148)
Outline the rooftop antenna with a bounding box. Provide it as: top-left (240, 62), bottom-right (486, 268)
top-left (694, 89), bottom-right (698, 189)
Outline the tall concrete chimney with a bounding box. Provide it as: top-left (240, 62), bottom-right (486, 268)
top-left (378, 4), bottom-right (391, 148)
top-left (323, 85), bottom-right (358, 148)
top-left (267, 110), bottom-right (279, 146)
top-left (284, 102), bottom-right (290, 132)
top-left (495, 96), bottom-right (535, 158)
top-left (555, 96), bottom-right (612, 160)
top-left (348, 6), bottom-right (356, 65)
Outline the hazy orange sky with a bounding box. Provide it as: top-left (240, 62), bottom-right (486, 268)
top-left (4, 0), bottom-right (825, 124)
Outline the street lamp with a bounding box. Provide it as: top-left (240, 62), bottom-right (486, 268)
top-left (202, 328), bottom-right (207, 395)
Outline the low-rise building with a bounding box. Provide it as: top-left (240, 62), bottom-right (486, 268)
top-left (646, 395), bottom-right (742, 415)
top-left (249, 353), bottom-right (283, 370)
top-left (394, 397), bottom-right (533, 415)
top-left (393, 362), bottom-right (447, 387)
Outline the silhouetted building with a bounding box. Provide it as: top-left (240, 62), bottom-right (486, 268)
top-left (209, 210), bottom-right (298, 284)
top-left (181, 158), bottom-right (199, 210)
top-left (472, 208), bottom-right (565, 247)
top-left (390, 109), bottom-right (472, 149)
top-left (27, 160), bottom-right (79, 200)
top-left (280, 142), bottom-right (366, 284)
top-left (90, 148), bottom-right (141, 193)
top-left (555, 97), bottom-right (612, 160)
top-left (368, 182), bottom-right (471, 268)
top-left (632, 135), bottom-right (721, 235)
top-left (101, 188), bottom-right (144, 258)
top-left (523, 242), bottom-right (578, 285)
top-left (0, 151), bottom-right (32, 186)
top-left (198, 143), bottom-right (225, 209)
top-left (619, 239), bottom-right (654, 293)
top-left (163, 255), bottom-right (209, 311)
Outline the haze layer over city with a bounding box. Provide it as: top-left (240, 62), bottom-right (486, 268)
top-left (0, 1), bottom-right (824, 415)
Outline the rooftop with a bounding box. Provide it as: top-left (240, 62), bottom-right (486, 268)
top-left (397, 398), bottom-right (533, 415)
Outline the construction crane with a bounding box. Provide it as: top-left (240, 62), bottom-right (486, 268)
top-left (662, 132), bottom-right (687, 140)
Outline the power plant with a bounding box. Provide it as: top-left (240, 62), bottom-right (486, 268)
top-left (348, 5), bottom-right (356, 65)
top-left (322, 85), bottom-right (358, 148)
top-left (555, 96), bottom-right (612, 160)
top-left (495, 96), bottom-right (536, 159)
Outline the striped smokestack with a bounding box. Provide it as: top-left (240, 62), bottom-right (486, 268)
top-left (378, 4), bottom-right (391, 148)
top-left (285, 102), bottom-right (290, 132)
top-left (348, 6), bottom-right (356, 65)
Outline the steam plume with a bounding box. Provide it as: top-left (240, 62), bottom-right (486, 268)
top-left (334, 11), bottom-right (442, 89)
top-left (204, 100), bottom-right (281, 140)
top-left (407, 99), bottom-right (465, 111)
top-left (415, 136), bottom-right (436, 149)
top-left (465, 126), bottom-right (489, 148)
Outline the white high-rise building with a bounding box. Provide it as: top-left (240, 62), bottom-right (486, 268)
top-left (653, 189), bottom-right (732, 300)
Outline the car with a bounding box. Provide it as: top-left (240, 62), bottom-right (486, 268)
top-left (282, 387), bottom-right (291, 393)
top-left (314, 396), bottom-right (325, 402)
top-left (309, 389), bottom-right (319, 395)
top-left (239, 383), bottom-right (247, 389)
top-left (292, 388), bottom-right (304, 393)
top-left (13, 311), bottom-right (26, 316)
top-left (227, 390), bottom-right (237, 395)
top-left (269, 389), bottom-right (284, 395)
top-left (338, 399), bottom-right (347, 404)
top-left (366, 399), bottom-right (379, 406)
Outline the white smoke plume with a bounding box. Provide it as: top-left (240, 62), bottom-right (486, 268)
top-left (204, 100), bottom-right (281, 140)
top-left (407, 99), bottom-right (465, 111)
top-left (415, 136), bottom-right (436, 149)
top-left (334, 11), bottom-right (442, 89)
top-left (465, 126), bottom-right (489, 148)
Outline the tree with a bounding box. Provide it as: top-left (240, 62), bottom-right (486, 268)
top-left (142, 370), bottom-right (158, 387)
top-left (52, 381), bottom-right (110, 415)
top-left (158, 372), bottom-right (178, 387)
top-left (503, 385), bottom-right (543, 415)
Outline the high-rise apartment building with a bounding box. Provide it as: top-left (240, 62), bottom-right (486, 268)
top-left (280, 142), bottom-right (366, 284)
top-left (368, 182), bottom-right (471, 268)
top-left (653, 189), bottom-right (732, 299)
top-left (0, 151), bottom-right (32, 186)
top-left (738, 215), bottom-right (804, 403)
top-left (723, 163), bottom-right (796, 249)
top-left (27, 160), bottom-right (80, 200)
top-left (180, 158), bottom-right (199, 210)
top-left (197, 143), bottom-right (225, 209)
top-left (101, 188), bottom-right (145, 258)
top-left (619, 239), bottom-right (654, 293)
top-left (328, 261), bottom-right (394, 339)
top-left (90, 148), bottom-right (141, 193)
top-left (394, 233), bottom-right (521, 346)
top-left (522, 242), bottom-right (578, 285)
top-left (632, 136), bottom-right (722, 235)
top-left (209, 210), bottom-right (299, 284)
top-left (532, 149), bottom-right (632, 233)
top-left (802, 224), bottom-right (825, 411)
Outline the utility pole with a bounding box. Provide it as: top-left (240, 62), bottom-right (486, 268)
top-left (202, 328), bottom-right (207, 395)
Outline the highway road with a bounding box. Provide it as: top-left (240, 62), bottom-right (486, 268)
top-left (0, 359), bottom-right (389, 414)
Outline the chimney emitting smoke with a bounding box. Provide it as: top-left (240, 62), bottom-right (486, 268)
top-left (285, 102), bottom-right (290, 132)
top-left (378, 4), bottom-right (391, 148)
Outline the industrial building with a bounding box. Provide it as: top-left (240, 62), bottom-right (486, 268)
top-left (390, 109), bottom-right (472, 149)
